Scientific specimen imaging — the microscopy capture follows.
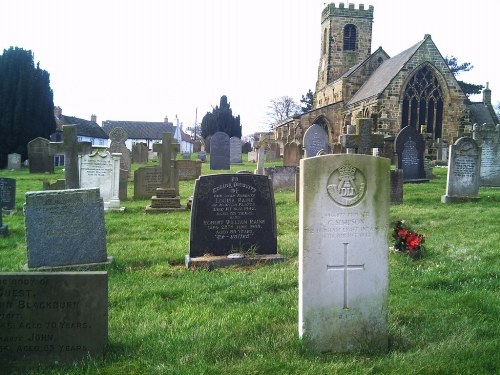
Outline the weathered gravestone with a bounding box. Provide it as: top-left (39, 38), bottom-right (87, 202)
top-left (24, 188), bottom-right (111, 269)
top-left (247, 151), bottom-right (257, 163)
top-left (230, 137), bottom-right (243, 164)
top-left (255, 147), bottom-right (265, 175)
top-left (473, 123), bottom-right (500, 186)
top-left (79, 150), bottom-right (123, 211)
top-left (49, 125), bottom-right (92, 189)
top-left (264, 166), bottom-right (299, 191)
top-left (394, 126), bottom-right (429, 183)
top-left (134, 166), bottom-right (161, 199)
top-left (266, 142), bottom-right (281, 162)
top-left (187, 173), bottom-right (283, 268)
top-left (177, 159), bottom-right (202, 180)
top-left (28, 137), bottom-right (54, 174)
top-left (299, 154), bottom-right (389, 353)
top-left (0, 272), bottom-right (107, 369)
top-left (0, 199), bottom-right (7, 236)
top-left (283, 142), bottom-right (302, 166)
top-left (303, 124), bottom-right (329, 157)
top-left (197, 151), bottom-right (207, 162)
top-left (339, 118), bottom-right (384, 155)
top-left (7, 153), bottom-right (21, 170)
top-left (131, 143), bottom-right (149, 164)
top-left (146, 133), bottom-right (183, 212)
top-left (0, 177), bottom-right (16, 211)
top-left (210, 132), bottom-right (230, 170)
top-left (42, 179), bottom-right (66, 190)
top-left (390, 169), bottom-right (404, 205)
top-left (442, 137), bottom-right (481, 203)
top-left (108, 126), bottom-right (131, 180)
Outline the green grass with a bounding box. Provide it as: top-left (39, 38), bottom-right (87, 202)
top-left (1, 159), bottom-right (499, 374)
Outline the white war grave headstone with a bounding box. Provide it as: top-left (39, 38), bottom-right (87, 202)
top-left (299, 154), bottom-right (389, 353)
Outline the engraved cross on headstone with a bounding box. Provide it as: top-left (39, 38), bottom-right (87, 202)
top-left (153, 133), bottom-right (180, 188)
top-left (340, 118), bottom-right (384, 155)
top-left (327, 243), bottom-right (365, 309)
top-left (49, 125), bottom-right (92, 189)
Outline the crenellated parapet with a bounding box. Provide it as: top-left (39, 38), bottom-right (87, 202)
top-left (322, 2), bottom-right (374, 22)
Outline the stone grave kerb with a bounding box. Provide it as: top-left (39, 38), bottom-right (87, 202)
top-left (49, 125), bottom-right (91, 189)
top-left (340, 118), bottom-right (384, 155)
top-left (153, 133), bottom-right (180, 189)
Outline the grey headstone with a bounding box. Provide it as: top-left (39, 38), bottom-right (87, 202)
top-left (390, 169), bottom-right (404, 205)
top-left (394, 126), bottom-right (429, 182)
top-left (28, 137), bottom-right (54, 174)
top-left (131, 143), bottom-right (149, 164)
top-left (264, 166), bottom-right (299, 191)
top-left (340, 118), bottom-right (384, 155)
top-left (0, 177), bottom-right (16, 211)
top-left (283, 142), bottom-right (301, 166)
top-left (473, 123), bottom-right (500, 186)
top-left (7, 153), bottom-right (21, 170)
top-left (108, 127), bottom-right (131, 179)
top-left (303, 124), bottom-right (329, 158)
top-left (210, 132), bottom-right (230, 170)
top-left (442, 137), bottom-right (481, 203)
top-left (0, 272), bottom-right (107, 368)
top-left (24, 188), bottom-right (108, 268)
top-left (230, 137), bottom-right (243, 164)
top-left (177, 160), bottom-right (202, 180)
top-left (197, 151), bottom-right (207, 162)
top-left (134, 166), bottom-right (162, 199)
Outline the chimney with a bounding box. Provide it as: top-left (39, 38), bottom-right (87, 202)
top-left (91, 114), bottom-right (97, 122)
top-left (483, 82), bottom-right (491, 105)
top-left (164, 115), bottom-right (169, 123)
top-left (54, 106), bottom-right (62, 119)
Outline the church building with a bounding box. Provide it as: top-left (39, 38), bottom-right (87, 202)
top-left (274, 3), bottom-right (498, 152)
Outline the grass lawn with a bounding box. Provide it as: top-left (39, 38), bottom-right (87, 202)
top-left (1, 157), bottom-right (499, 375)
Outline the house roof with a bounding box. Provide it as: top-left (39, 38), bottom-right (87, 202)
top-left (469, 102), bottom-right (499, 125)
top-left (59, 115), bottom-right (108, 139)
top-left (102, 121), bottom-right (175, 140)
top-left (347, 39), bottom-right (425, 106)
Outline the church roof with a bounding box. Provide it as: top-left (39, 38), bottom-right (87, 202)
top-left (347, 39), bottom-right (425, 106)
top-left (468, 102), bottom-right (499, 125)
top-left (59, 115), bottom-right (109, 139)
top-left (102, 121), bottom-right (176, 140)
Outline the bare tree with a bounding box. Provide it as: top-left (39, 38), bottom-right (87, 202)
top-left (267, 96), bottom-right (301, 129)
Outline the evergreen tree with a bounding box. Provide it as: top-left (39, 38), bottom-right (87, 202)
top-left (201, 95), bottom-right (241, 139)
top-left (300, 89), bottom-right (314, 112)
top-left (0, 47), bottom-right (56, 167)
top-left (445, 55), bottom-right (484, 97)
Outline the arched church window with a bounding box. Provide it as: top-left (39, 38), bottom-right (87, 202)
top-left (401, 65), bottom-right (443, 139)
top-left (343, 24), bottom-right (357, 51)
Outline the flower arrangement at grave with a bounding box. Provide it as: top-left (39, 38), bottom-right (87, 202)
top-left (392, 220), bottom-right (425, 259)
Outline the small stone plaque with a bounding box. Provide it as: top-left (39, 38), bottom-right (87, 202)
top-left (0, 272), bottom-right (107, 368)
top-left (0, 177), bottom-right (16, 211)
top-left (189, 174), bottom-right (277, 257)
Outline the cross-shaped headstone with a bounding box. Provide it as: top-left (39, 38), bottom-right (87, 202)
top-left (49, 125), bottom-right (92, 189)
top-left (340, 118), bottom-right (384, 155)
top-left (327, 243), bottom-right (365, 309)
top-left (153, 133), bottom-right (180, 188)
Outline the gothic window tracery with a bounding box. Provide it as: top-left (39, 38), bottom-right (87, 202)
top-left (401, 65), bottom-right (443, 138)
top-left (343, 24), bottom-right (357, 51)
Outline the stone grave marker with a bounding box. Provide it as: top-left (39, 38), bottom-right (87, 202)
top-left (177, 159), bottom-right (202, 180)
top-left (197, 151), bottom-right (207, 162)
top-left (230, 137), bottom-right (243, 164)
top-left (299, 154), bottom-right (389, 353)
top-left (79, 150), bottom-right (123, 211)
top-left (255, 146), bottom-right (265, 174)
top-left (24, 188), bottom-right (110, 269)
top-left (473, 123), bottom-right (500, 186)
top-left (394, 126), bottom-right (429, 183)
top-left (210, 132), bottom-right (230, 170)
top-left (27, 137), bottom-right (54, 174)
top-left (264, 166), bottom-right (299, 191)
top-left (134, 166), bottom-right (161, 199)
top-left (247, 151), bottom-right (257, 163)
top-left (119, 168), bottom-right (128, 200)
top-left (49, 125), bottom-right (92, 189)
top-left (0, 197), bottom-right (7, 236)
top-left (283, 142), bottom-right (301, 166)
top-left (108, 127), bottom-right (131, 179)
top-left (7, 153), bottom-right (21, 170)
top-left (340, 118), bottom-right (384, 155)
top-left (0, 177), bottom-right (16, 211)
top-left (131, 143), bottom-right (149, 164)
top-left (187, 173), bottom-right (283, 268)
top-left (265, 142), bottom-right (281, 162)
top-left (390, 169), bottom-right (404, 205)
top-left (0, 272), bottom-right (107, 368)
top-left (303, 124), bottom-right (329, 158)
top-left (42, 179), bottom-right (66, 190)
top-left (442, 137), bottom-right (481, 203)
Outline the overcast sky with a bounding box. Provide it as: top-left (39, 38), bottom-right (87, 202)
top-left (0, 0), bottom-right (498, 137)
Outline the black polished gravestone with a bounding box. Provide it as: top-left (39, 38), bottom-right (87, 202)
top-left (0, 177), bottom-right (16, 211)
top-left (394, 125), bottom-right (429, 183)
top-left (187, 173), bottom-right (284, 268)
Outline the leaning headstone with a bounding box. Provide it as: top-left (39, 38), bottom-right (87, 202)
top-left (187, 173), bottom-right (283, 268)
top-left (394, 126), bottom-right (429, 183)
top-left (473, 123), bottom-right (500, 186)
top-left (131, 143), bottom-right (149, 164)
top-left (339, 118), bottom-right (384, 155)
top-left (7, 153), bottom-right (21, 170)
top-left (210, 132), bottom-right (230, 170)
top-left (390, 169), bottom-right (404, 205)
top-left (0, 272), bottom-right (107, 369)
top-left (49, 125), bottom-right (92, 189)
top-left (230, 137), bottom-right (243, 164)
top-left (24, 188), bottom-right (111, 269)
top-left (303, 124), bottom-right (329, 157)
top-left (134, 166), bottom-right (162, 199)
top-left (442, 137), bottom-right (481, 203)
top-left (299, 154), bottom-right (389, 353)
top-left (0, 177), bottom-right (16, 211)
top-left (79, 150), bottom-right (123, 211)
top-left (27, 137), bottom-right (54, 174)
top-left (283, 142), bottom-right (301, 166)
top-left (108, 127), bottom-right (131, 179)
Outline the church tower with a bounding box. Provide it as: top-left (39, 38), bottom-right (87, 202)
top-left (315, 3), bottom-right (374, 98)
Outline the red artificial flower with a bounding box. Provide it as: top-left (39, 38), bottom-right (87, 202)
top-left (397, 229), bottom-right (409, 239)
top-left (406, 233), bottom-right (421, 251)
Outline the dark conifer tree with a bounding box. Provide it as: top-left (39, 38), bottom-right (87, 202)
top-left (201, 95), bottom-right (241, 139)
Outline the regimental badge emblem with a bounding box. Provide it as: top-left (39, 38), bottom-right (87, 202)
top-left (326, 162), bottom-right (366, 206)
